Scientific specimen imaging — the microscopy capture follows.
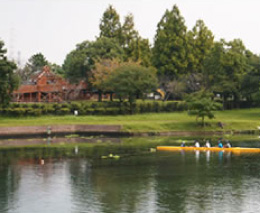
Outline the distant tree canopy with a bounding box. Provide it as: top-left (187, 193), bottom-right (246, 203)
top-left (106, 63), bottom-right (158, 105)
top-left (4, 3), bottom-right (255, 111)
top-left (0, 40), bottom-right (19, 107)
top-left (203, 39), bottom-right (252, 107)
top-left (60, 4), bottom-right (260, 108)
top-left (28, 53), bottom-right (48, 72)
top-left (63, 37), bottom-right (124, 83)
top-left (99, 5), bottom-right (152, 66)
top-left (17, 53), bottom-right (49, 82)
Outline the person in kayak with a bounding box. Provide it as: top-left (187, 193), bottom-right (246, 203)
top-left (205, 140), bottom-right (211, 148)
top-left (181, 141), bottom-right (186, 147)
top-left (218, 139), bottom-right (223, 148)
top-left (194, 140), bottom-right (200, 147)
top-left (224, 140), bottom-right (232, 148)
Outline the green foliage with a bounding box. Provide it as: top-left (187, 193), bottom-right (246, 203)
top-left (121, 13), bottom-right (139, 50)
top-left (153, 5), bottom-right (188, 79)
top-left (49, 63), bottom-right (64, 76)
top-left (0, 40), bottom-right (18, 107)
top-left (203, 39), bottom-right (251, 107)
top-left (187, 19), bottom-right (214, 74)
top-left (1, 100), bottom-right (188, 117)
top-left (107, 63), bottom-right (158, 105)
top-left (99, 5), bottom-right (122, 43)
top-left (28, 53), bottom-right (48, 72)
top-left (63, 37), bottom-right (124, 83)
top-left (186, 90), bottom-right (222, 126)
top-left (128, 37), bottom-right (152, 67)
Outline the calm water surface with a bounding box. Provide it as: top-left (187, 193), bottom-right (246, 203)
top-left (1, 143), bottom-right (260, 212)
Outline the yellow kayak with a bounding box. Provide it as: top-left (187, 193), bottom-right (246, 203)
top-left (156, 146), bottom-right (260, 154)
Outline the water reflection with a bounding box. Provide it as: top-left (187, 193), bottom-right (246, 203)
top-left (1, 148), bottom-right (260, 212)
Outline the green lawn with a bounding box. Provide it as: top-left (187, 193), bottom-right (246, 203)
top-left (0, 108), bottom-right (260, 132)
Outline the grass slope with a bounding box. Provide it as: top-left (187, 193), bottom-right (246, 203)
top-left (0, 108), bottom-right (259, 132)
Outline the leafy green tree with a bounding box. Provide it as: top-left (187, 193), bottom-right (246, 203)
top-left (63, 37), bottom-right (124, 83)
top-left (153, 5), bottom-right (188, 79)
top-left (128, 37), bottom-right (152, 66)
top-left (49, 63), bottom-right (64, 76)
top-left (63, 46), bottom-right (89, 83)
top-left (90, 59), bottom-right (121, 101)
top-left (18, 53), bottom-right (48, 81)
top-left (240, 51), bottom-right (260, 102)
top-left (121, 13), bottom-right (139, 49)
top-left (107, 63), bottom-right (158, 112)
top-left (28, 52), bottom-right (48, 72)
top-left (0, 40), bottom-right (19, 106)
top-left (187, 19), bottom-right (214, 74)
top-left (203, 39), bottom-right (250, 108)
top-left (99, 5), bottom-right (122, 43)
top-left (186, 90), bottom-right (222, 127)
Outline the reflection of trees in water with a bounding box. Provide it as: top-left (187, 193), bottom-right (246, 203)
top-left (154, 152), bottom-right (260, 212)
top-left (0, 164), bottom-right (21, 212)
top-left (68, 157), bottom-right (158, 213)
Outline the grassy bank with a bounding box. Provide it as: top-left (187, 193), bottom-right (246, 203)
top-left (0, 108), bottom-right (260, 132)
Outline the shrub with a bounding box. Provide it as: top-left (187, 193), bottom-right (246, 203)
top-left (56, 108), bottom-right (71, 115)
top-left (27, 108), bottom-right (42, 116)
top-left (86, 108), bottom-right (95, 115)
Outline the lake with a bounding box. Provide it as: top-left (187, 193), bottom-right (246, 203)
top-left (1, 138), bottom-right (260, 212)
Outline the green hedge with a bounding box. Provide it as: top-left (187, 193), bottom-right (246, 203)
top-left (0, 101), bottom-right (187, 117)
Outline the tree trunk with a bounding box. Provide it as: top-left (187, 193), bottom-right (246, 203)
top-left (110, 92), bottom-right (113, 102)
top-left (98, 91), bottom-right (102, 102)
top-left (129, 95), bottom-right (134, 114)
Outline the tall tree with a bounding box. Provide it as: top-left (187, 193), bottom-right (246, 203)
top-left (187, 19), bottom-right (214, 74)
top-left (28, 52), bottom-right (48, 72)
top-left (18, 53), bottom-right (49, 81)
top-left (99, 5), bottom-right (122, 43)
top-left (128, 37), bottom-right (152, 67)
top-left (121, 13), bottom-right (139, 48)
top-left (153, 5), bottom-right (188, 80)
top-left (121, 13), bottom-right (139, 58)
top-left (203, 39), bottom-right (250, 107)
top-left (121, 13), bottom-right (152, 66)
top-left (240, 51), bottom-right (260, 102)
top-left (0, 40), bottom-right (19, 106)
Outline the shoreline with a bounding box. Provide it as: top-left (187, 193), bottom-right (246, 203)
top-left (0, 125), bottom-right (258, 139)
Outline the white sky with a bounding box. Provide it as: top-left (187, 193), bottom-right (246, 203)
top-left (0, 0), bottom-right (260, 66)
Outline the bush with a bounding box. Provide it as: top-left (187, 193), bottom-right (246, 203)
top-left (3, 100), bottom-right (188, 117)
top-left (176, 101), bottom-right (187, 111)
top-left (70, 102), bottom-right (81, 111)
top-left (7, 108), bottom-right (27, 117)
top-left (55, 108), bottom-right (71, 115)
top-left (27, 108), bottom-right (42, 116)
top-left (105, 107), bottom-right (120, 115)
top-left (86, 108), bottom-right (95, 115)
top-left (94, 108), bottom-right (106, 115)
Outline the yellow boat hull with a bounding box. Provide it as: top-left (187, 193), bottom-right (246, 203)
top-left (156, 146), bottom-right (260, 154)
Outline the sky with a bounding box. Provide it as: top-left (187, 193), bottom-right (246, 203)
top-left (0, 0), bottom-right (260, 66)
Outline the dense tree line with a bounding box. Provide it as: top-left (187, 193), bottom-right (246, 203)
top-left (1, 4), bottom-right (260, 109)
